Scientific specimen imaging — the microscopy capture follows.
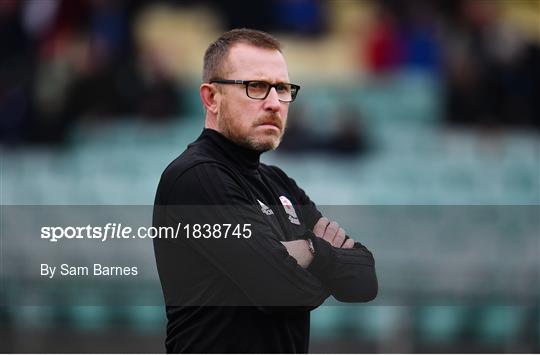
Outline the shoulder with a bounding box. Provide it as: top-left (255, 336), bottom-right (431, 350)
top-left (160, 149), bottom-right (217, 186)
top-left (259, 163), bottom-right (305, 192)
top-left (259, 163), bottom-right (291, 182)
top-left (156, 155), bottom-right (245, 205)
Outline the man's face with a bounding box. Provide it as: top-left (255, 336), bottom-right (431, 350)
top-left (216, 43), bottom-right (290, 152)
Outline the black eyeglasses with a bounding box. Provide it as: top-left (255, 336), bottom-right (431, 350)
top-left (209, 79), bottom-right (300, 103)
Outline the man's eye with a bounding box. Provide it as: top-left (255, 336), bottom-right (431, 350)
top-left (275, 84), bottom-right (289, 92)
top-left (249, 82), bottom-right (267, 89)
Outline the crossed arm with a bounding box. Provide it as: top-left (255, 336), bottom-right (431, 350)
top-left (155, 163), bottom-right (377, 308)
top-left (280, 216), bottom-right (378, 303)
top-left (281, 217), bottom-right (355, 268)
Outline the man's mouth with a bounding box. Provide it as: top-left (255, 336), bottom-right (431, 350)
top-left (257, 121), bottom-right (281, 130)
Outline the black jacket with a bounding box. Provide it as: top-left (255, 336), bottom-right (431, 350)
top-left (153, 129), bottom-right (377, 353)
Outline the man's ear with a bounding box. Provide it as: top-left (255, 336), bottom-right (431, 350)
top-left (200, 83), bottom-right (219, 114)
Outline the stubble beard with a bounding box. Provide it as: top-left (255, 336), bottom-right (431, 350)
top-left (218, 100), bottom-right (285, 152)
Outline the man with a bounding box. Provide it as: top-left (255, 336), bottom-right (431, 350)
top-left (153, 28), bottom-right (377, 353)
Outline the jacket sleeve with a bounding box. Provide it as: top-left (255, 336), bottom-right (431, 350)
top-left (153, 162), bottom-right (332, 310)
top-left (307, 234), bottom-right (378, 302)
top-left (279, 168), bottom-right (378, 303)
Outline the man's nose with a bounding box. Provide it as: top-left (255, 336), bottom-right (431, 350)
top-left (263, 87), bottom-right (281, 112)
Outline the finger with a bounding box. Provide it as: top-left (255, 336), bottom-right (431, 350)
top-left (313, 217), bottom-right (330, 238)
top-left (333, 227), bottom-right (346, 248)
top-left (323, 221), bottom-right (339, 244)
top-left (342, 238), bottom-right (355, 249)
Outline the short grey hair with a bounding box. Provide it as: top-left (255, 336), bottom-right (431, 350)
top-left (202, 28), bottom-right (282, 82)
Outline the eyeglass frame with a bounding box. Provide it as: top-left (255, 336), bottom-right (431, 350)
top-left (209, 79), bottom-right (301, 103)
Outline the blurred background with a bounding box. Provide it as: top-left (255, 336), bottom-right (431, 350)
top-left (1, 0), bottom-right (539, 353)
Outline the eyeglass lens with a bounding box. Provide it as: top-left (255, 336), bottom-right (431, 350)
top-left (247, 81), bottom-right (295, 101)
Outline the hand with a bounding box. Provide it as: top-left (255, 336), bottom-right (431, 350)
top-left (313, 217), bottom-right (355, 249)
top-left (281, 240), bottom-right (314, 268)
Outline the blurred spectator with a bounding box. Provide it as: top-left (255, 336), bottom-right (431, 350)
top-left (272, 0), bottom-right (327, 36)
top-left (401, 1), bottom-right (441, 73)
top-left (28, 0), bottom-right (135, 143)
top-left (0, 0), bottom-right (188, 145)
top-left (362, 0), bottom-right (443, 75)
top-left (280, 105), bottom-right (370, 156)
top-left (0, 0), bottom-right (33, 145)
top-left (358, 0), bottom-right (539, 130)
top-left (364, 7), bottom-right (406, 74)
top-left (325, 107), bottom-right (370, 156)
top-left (2, 0), bottom-right (538, 146)
top-left (211, 0), bottom-right (327, 37)
top-left (279, 105), bottom-right (320, 153)
top-left (133, 44), bottom-right (183, 119)
top-left (442, 0), bottom-right (539, 130)
top-left (0, 81), bottom-right (31, 145)
top-left (211, 0), bottom-right (275, 32)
